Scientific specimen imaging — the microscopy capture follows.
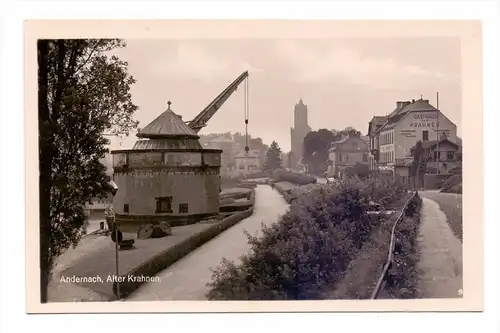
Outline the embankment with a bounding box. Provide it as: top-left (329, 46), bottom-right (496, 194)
top-left (115, 207), bottom-right (254, 298)
top-left (327, 192), bottom-right (423, 299)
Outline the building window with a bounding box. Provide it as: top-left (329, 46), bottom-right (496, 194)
top-left (123, 204), bottom-right (129, 213)
top-left (447, 151), bottom-right (455, 161)
top-left (155, 196), bottom-right (173, 213)
top-left (422, 130), bottom-right (429, 141)
top-left (179, 203), bottom-right (189, 214)
top-left (363, 153), bottom-right (368, 162)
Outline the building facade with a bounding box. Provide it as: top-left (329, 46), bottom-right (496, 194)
top-left (111, 102), bottom-right (222, 232)
top-left (232, 149), bottom-right (261, 177)
top-left (409, 137), bottom-right (461, 175)
top-left (368, 98), bottom-right (458, 181)
top-left (202, 135), bottom-right (239, 176)
top-left (290, 99), bottom-right (312, 170)
top-left (327, 135), bottom-right (370, 178)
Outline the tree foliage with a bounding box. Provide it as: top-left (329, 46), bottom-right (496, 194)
top-left (206, 177), bottom-right (406, 300)
top-left (339, 126), bottom-right (362, 137)
top-left (302, 127), bottom-right (363, 176)
top-left (410, 140), bottom-right (426, 190)
top-left (303, 129), bottom-right (335, 175)
top-left (38, 39), bottom-right (139, 302)
top-left (264, 141), bottom-right (283, 171)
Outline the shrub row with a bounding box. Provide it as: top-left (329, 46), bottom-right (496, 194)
top-left (117, 208), bottom-right (254, 299)
top-left (271, 169), bottom-right (317, 186)
top-left (382, 193), bottom-right (423, 298)
top-left (440, 174), bottom-right (462, 194)
top-left (323, 193), bottom-right (413, 299)
top-left (244, 170), bottom-right (272, 179)
top-left (205, 178), bottom-right (406, 300)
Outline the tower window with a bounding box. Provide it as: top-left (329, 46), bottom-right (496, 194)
top-left (179, 203), bottom-right (189, 214)
top-left (155, 196), bottom-right (173, 213)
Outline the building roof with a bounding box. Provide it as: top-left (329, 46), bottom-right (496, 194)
top-left (136, 101), bottom-right (199, 139)
top-left (208, 136), bottom-right (234, 143)
top-left (409, 138), bottom-right (459, 151)
top-left (375, 98), bottom-right (438, 134)
top-left (329, 135), bottom-right (368, 152)
top-left (367, 116), bottom-right (388, 136)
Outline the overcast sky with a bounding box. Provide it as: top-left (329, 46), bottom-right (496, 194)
top-left (109, 37), bottom-right (461, 152)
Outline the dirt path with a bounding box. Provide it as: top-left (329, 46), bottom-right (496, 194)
top-left (417, 197), bottom-right (463, 298)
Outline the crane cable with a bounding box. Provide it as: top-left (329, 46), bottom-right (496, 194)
top-left (244, 76), bottom-right (249, 156)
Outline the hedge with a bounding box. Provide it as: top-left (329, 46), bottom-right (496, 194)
top-left (116, 207), bottom-right (254, 299)
top-left (205, 178), bottom-right (406, 300)
top-left (271, 169), bottom-right (317, 186)
top-left (323, 194), bottom-right (413, 299)
top-left (383, 193), bottom-right (423, 298)
top-left (441, 174), bottom-right (462, 193)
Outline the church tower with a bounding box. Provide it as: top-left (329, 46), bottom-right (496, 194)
top-left (290, 99), bottom-right (311, 170)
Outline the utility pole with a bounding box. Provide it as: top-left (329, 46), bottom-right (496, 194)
top-left (436, 92), bottom-right (440, 174)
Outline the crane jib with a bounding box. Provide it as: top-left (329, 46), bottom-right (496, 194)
top-left (187, 71), bottom-right (249, 132)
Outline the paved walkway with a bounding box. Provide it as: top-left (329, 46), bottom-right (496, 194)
top-left (127, 185), bottom-right (289, 301)
top-left (417, 197), bottom-right (463, 298)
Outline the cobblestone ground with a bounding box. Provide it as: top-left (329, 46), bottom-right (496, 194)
top-left (127, 185), bottom-right (289, 301)
top-left (417, 197), bottom-right (463, 298)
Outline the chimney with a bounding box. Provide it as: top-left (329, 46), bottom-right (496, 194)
top-left (412, 99), bottom-right (415, 103)
top-left (423, 99), bottom-right (429, 104)
top-left (396, 101), bottom-right (403, 109)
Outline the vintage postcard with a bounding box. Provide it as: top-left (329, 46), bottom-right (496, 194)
top-left (25, 19), bottom-right (483, 313)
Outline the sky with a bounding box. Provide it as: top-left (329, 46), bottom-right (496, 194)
top-left (108, 37), bottom-right (461, 152)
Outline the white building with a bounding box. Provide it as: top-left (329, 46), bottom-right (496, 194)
top-left (368, 98), bottom-right (458, 182)
top-left (233, 149), bottom-right (261, 176)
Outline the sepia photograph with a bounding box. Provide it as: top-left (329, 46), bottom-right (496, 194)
top-left (24, 19), bottom-right (483, 313)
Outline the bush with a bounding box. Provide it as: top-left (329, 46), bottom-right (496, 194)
top-left (441, 174), bottom-right (462, 193)
top-left (384, 194), bottom-right (423, 299)
top-left (271, 169), bottom-right (317, 185)
top-left (206, 180), bottom-right (405, 300)
top-left (244, 170), bottom-right (272, 179)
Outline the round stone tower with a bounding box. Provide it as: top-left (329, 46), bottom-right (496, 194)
top-left (111, 102), bottom-right (222, 232)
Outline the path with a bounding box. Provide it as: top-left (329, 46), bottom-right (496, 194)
top-left (420, 191), bottom-right (463, 242)
top-left (417, 197), bottom-right (463, 298)
top-left (127, 185), bottom-right (289, 301)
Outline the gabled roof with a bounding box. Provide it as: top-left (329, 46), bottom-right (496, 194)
top-left (329, 135), bottom-right (368, 152)
top-left (375, 98), bottom-right (438, 134)
top-left (367, 116), bottom-right (388, 136)
top-left (409, 138), bottom-right (458, 151)
top-left (136, 101), bottom-right (199, 139)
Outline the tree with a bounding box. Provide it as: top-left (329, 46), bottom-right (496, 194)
top-left (339, 126), bottom-right (362, 137)
top-left (410, 140), bottom-right (425, 192)
top-left (38, 39), bottom-right (139, 302)
top-left (303, 129), bottom-right (336, 176)
top-left (264, 141), bottom-right (283, 171)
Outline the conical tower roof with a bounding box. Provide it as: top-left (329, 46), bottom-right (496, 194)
top-left (136, 101), bottom-right (199, 139)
